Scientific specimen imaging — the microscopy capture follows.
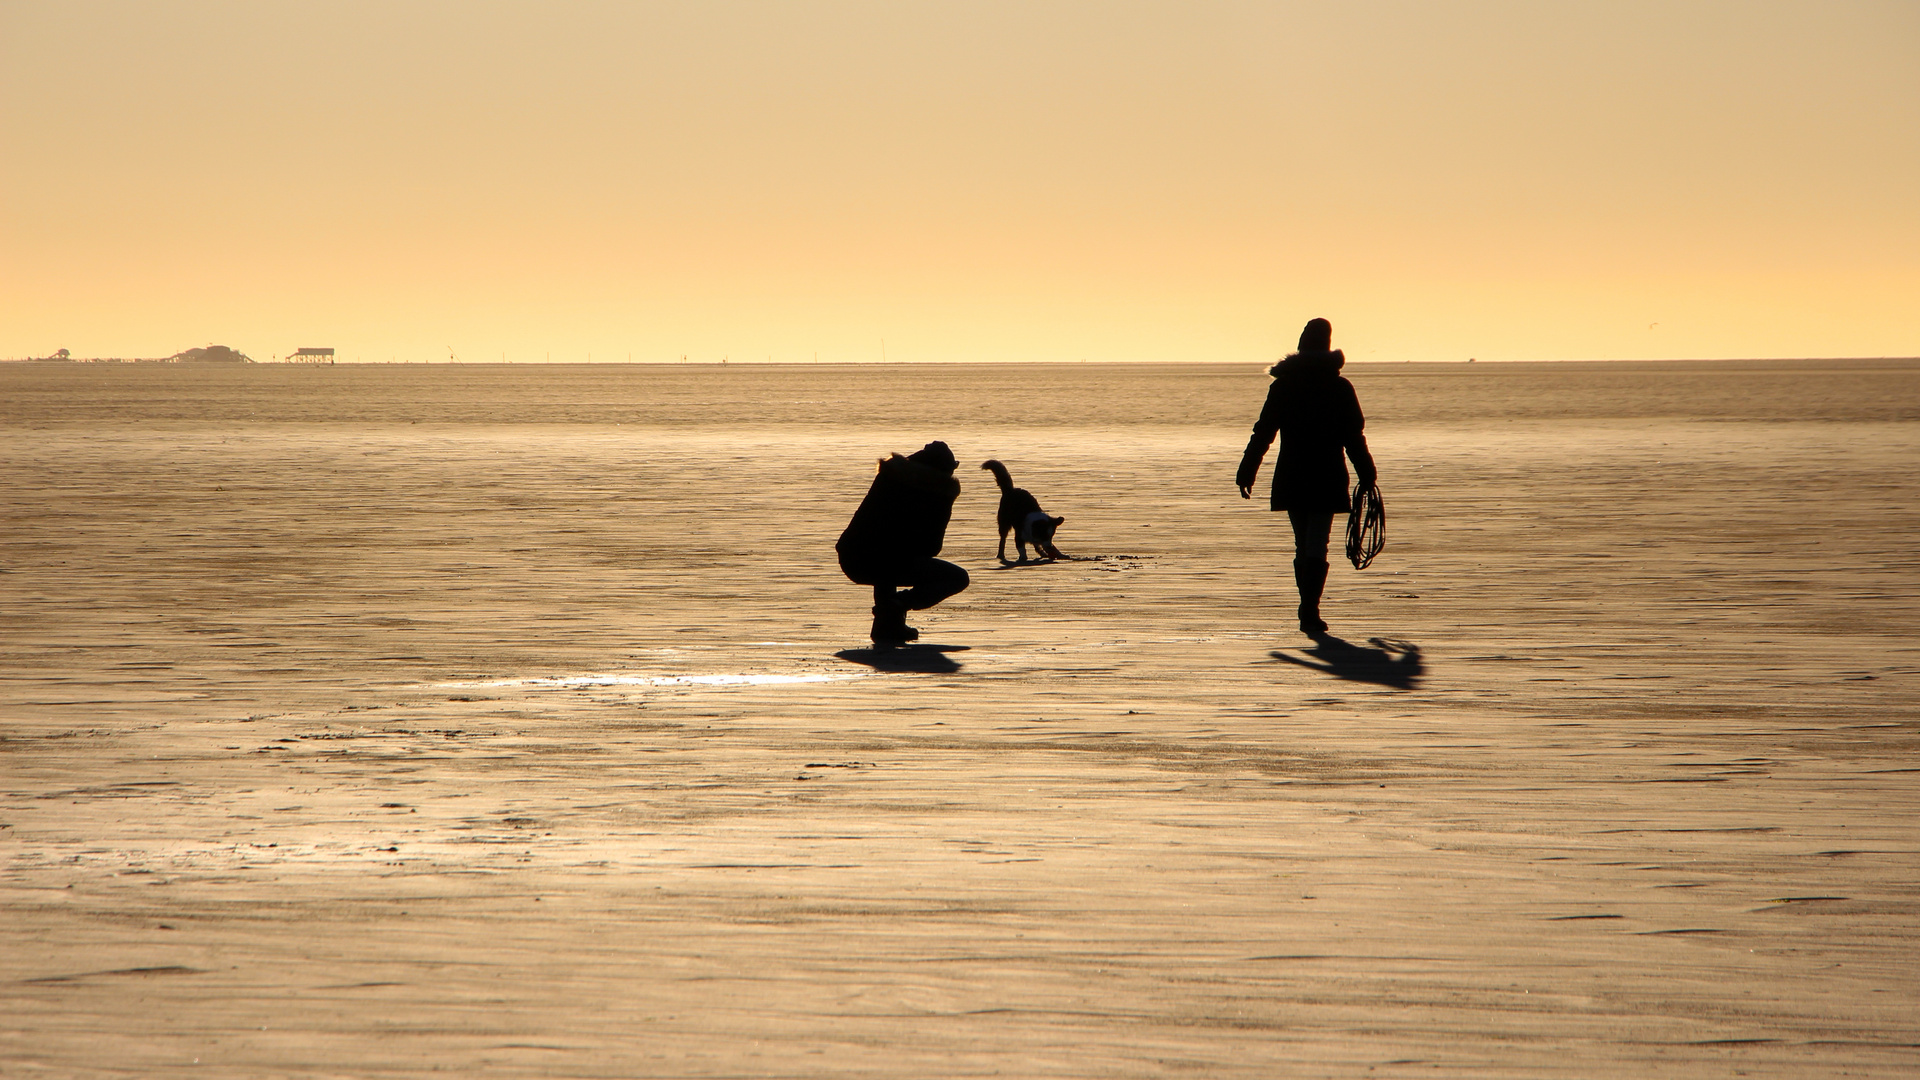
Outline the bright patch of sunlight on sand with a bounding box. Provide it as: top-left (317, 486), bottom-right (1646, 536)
top-left (439, 672), bottom-right (867, 691)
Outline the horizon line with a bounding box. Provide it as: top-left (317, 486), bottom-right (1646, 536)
top-left (6, 355), bottom-right (1918, 367)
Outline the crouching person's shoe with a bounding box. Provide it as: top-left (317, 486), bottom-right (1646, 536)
top-left (870, 601), bottom-right (919, 645)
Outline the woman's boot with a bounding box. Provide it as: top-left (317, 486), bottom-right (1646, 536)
top-left (1294, 557), bottom-right (1329, 635)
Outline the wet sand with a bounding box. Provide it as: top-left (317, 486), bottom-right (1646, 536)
top-left (4, 360), bottom-right (1918, 1077)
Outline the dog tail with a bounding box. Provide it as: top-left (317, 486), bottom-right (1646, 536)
top-left (980, 459), bottom-right (1014, 491)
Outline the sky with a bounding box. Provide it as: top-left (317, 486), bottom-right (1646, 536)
top-left (3, 1), bottom-right (1915, 363)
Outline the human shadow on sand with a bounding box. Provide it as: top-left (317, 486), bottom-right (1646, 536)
top-left (835, 644), bottom-right (969, 673)
top-left (1269, 636), bottom-right (1422, 690)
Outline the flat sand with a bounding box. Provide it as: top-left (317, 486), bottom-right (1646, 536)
top-left (3, 360), bottom-right (1918, 1077)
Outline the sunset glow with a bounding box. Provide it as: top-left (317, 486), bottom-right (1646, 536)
top-left (4, 1), bottom-right (1914, 363)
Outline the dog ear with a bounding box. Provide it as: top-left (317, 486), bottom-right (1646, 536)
top-left (1051, 515), bottom-right (1065, 524)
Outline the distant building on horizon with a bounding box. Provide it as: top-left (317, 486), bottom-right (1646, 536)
top-left (169, 345), bottom-right (253, 364)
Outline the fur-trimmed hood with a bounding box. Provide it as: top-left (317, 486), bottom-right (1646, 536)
top-left (1269, 348), bottom-right (1345, 379)
top-left (876, 453), bottom-right (962, 499)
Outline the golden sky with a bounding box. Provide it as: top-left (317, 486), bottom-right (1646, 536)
top-left (4, 1), bottom-right (1915, 363)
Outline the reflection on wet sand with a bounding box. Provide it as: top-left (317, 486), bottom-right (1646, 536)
top-left (440, 672), bottom-right (866, 690)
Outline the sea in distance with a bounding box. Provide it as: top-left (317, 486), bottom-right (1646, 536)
top-left (5, 355), bottom-right (1917, 709)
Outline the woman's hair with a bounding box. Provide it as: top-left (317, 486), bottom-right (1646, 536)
top-left (1298, 318), bottom-right (1332, 355)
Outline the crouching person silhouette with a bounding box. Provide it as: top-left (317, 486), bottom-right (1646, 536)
top-left (1237, 318), bottom-right (1377, 637)
top-left (837, 440), bottom-right (970, 645)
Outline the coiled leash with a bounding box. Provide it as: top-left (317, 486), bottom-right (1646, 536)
top-left (1346, 483), bottom-right (1385, 570)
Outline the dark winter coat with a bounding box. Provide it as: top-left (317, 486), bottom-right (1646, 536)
top-left (836, 453), bottom-right (962, 574)
top-left (1237, 348), bottom-right (1376, 513)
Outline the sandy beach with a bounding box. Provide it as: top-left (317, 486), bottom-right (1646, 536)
top-left (3, 359), bottom-right (1918, 1077)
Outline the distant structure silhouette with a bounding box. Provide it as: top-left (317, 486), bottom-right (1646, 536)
top-left (168, 345), bottom-right (253, 364)
top-left (836, 441), bottom-right (969, 645)
top-left (289, 347), bottom-right (335, 364)
top-left (1237, 318), bottom-right (1377, 635)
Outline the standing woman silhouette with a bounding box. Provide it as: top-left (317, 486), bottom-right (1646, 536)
top-left (1237, 318), bottom-right (1377, 636)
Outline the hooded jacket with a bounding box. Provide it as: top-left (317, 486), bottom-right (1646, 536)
top-left (836, 452), bottom-right (962, 567)
top-left (1237, 348), bottom-right (1376, 513)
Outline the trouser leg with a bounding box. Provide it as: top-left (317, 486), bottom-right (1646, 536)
top-left (1288, 511), bottom-right (1333, 632)
top-left (1287, 511), bottom-right (1333, 563)
top-left (1293, 557), bottom-right (1328, 624)
top-left (841, 554), bottom-right (908, 642)
top-left (843, 555), bottom-right (969, 643)
top-left (895, 558), bottom-right (970, 611)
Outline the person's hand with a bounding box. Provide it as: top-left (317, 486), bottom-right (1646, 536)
top-left (1238, 484), bottom-right (1252, 499)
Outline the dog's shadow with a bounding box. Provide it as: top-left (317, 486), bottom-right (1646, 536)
top-left (1270, 635), bottom-right (1423, 690)
top-left (835, 644), bottom-right (969, 673)
top-left (988, 557), bottom-right (1062, 570)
